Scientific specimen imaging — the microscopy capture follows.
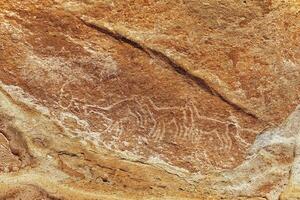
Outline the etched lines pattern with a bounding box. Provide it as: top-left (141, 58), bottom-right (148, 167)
top-left (55, 94), bottom-right (258, 169)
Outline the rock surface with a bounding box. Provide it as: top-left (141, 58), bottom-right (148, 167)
top-left (0, 0), bottom-right (299, 199)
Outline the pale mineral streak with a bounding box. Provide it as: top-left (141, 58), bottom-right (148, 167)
top-left (0, 0), bottom-right (299, 199)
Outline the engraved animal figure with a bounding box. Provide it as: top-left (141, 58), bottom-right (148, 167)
top-left (84, 96), bottom-right (246, 146)
top-left (82, 95), bottom-right (251, 167)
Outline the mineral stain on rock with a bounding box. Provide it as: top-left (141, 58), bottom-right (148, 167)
top-left (0, 0), bottom-right (299, 199)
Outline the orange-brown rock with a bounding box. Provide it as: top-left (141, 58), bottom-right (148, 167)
top-left (0, 0), bottom-right (299, 199)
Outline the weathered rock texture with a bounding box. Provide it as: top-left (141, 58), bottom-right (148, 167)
top-left (0, 0), bottom-right (299, 199)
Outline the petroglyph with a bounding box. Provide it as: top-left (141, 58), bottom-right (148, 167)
top-left (54, 93), bottom-right (258, 169)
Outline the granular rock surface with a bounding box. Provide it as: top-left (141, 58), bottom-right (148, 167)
top-left (0, 0), bottom-right (299, 199)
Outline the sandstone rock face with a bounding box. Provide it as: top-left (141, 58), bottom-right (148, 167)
top-left (0, 0), bottom-right (299, 199)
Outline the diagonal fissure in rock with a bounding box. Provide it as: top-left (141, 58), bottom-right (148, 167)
top-left (79, 17), bottom-right (263, 122)
top-left (79, 18), bottom-right (146, 53)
